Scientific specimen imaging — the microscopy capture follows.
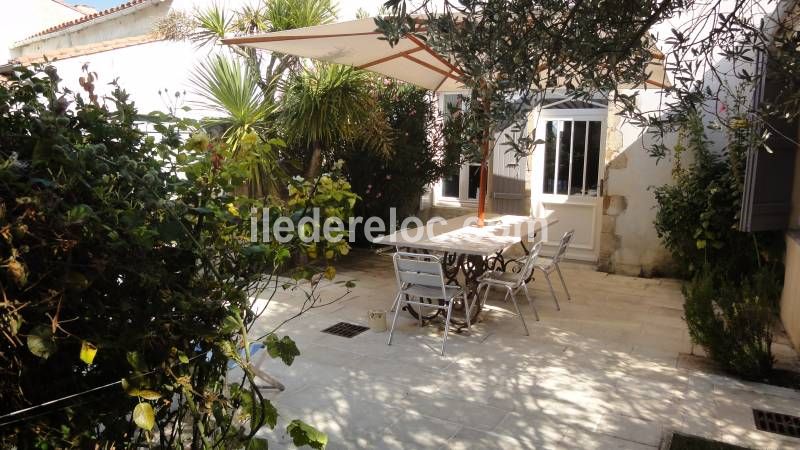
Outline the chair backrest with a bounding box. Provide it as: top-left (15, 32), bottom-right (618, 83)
top-left (393, 252), bottom-right (447, 298)
top-left (552, 230), bottom-right (574, 264)
top-left (515, 241), bottom-right (543, 285)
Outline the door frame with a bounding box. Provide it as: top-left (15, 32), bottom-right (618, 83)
top-left (531, 108), bottom-right (608, 261)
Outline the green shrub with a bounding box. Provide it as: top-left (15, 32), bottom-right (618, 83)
top-left (0, 67), bottom-right (331, 448)
top-left (653, 111), bottom-right (783, 379)
top-left (684, 266), bottom-right (781, 380)
top-left (343, 80), bottom-right (464, 235)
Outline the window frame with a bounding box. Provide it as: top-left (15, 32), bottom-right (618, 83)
top-left (434, 92), bottom-right (480, 207)
top-left (536, 109), bottom-right (607, 202)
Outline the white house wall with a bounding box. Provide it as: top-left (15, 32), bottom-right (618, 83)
top-left (1, 0), bottom-right (84, 62)
top-left (600, 90), bottom-right (677, 276)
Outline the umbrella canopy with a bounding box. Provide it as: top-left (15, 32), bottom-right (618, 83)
top-left (223, 17), bottom-right (464, 92)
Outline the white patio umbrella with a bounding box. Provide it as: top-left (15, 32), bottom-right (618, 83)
top-left (223, 17), bottom-right (464, 92)
top-left (223, 18), bottom-right (669, 224)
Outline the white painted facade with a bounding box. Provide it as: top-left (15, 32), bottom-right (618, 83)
top-left (0, 0), bottom-right (86, 62)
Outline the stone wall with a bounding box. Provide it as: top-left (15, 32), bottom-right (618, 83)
top-left (597, 95), bottom-right (676, 276)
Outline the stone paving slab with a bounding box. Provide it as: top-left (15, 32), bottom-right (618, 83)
top-left (250, 251), bottom-right (800, 449)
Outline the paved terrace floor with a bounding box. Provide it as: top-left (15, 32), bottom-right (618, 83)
top-left (248, 250), bottom-right (800, 450)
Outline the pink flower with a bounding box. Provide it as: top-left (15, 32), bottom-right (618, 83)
top-left (386, 175), bottom-right (392, 180)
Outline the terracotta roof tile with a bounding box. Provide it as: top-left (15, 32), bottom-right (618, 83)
top-left (24, 0), bottom-right (151, 41)
top-left (13, 33), bottom-right (160, 65)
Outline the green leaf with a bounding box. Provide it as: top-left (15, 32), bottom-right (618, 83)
top-left (260, 399), bottom-right (279, 429)
top-left (287, 419), bottom-right (327, 449)
top-left (264, 334), bottom-right (300, 366)
top-left (137, 390), bottom-right (161, 401)
top-left (80, 340), bottom-right (97, 364)
top-left (133, 402), bottom-right (155, 431)
top-left (27, 325), bottom-right (56, 359)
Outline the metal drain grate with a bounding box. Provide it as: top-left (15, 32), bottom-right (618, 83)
top-left (321, 322), bottom-right (369, 338)
top-left (753, 409), bottom-right (800, 438)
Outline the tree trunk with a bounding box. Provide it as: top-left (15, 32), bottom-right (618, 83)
top-left (305, 142), bottom-right (322, 180)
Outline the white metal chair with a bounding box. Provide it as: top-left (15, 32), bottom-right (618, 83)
top-left (476, 241), bottom-right (543, 336)
top-left (534, 230), bottom-right (574, 310)
top-left (387, 252), bottom-right (471, 356)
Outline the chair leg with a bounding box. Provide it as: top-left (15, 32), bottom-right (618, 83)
top-left (522, 284), bottom-right (540, 321)
top-left (555, 263), bottom-right (571, 301)
top-left (544, 272), bottom-right (561, 311)
top-left (390, 292), bottom-right (401, 312)
top-left (387, 294), bottom-right (404, 346)
top-left (463, 291), bottom-right (472, 329)
top-left (480, 283), bottom-right (492, 308)
top-left (442, 298), bottom-right (454, 356)
top-left (507, 286), bottom-right (529, 336)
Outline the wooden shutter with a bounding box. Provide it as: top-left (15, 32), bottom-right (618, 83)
top-left (739, 49), bottom-right (798, 232)
top-left (492, 123), bottom-right (529, 215)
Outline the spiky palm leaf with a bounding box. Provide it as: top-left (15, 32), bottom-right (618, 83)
top-left (191, 54), bottom-right (280, 197)
top-left (279, 65), bottom-right (394, 177)
top-left (192, 4), bottom-right (232, 47)
top-left (264, 0), bottom-right (337, 31)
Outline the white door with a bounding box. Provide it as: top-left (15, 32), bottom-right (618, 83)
top-left (531, 109), bottom-right (606, 261)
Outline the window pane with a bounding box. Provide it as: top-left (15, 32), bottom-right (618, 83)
top-left (571, 121), bottom-right (587, 195)
top-left (442, 172), bottom-right (459, 197)
top-left (557, 121), bottom-right (572, 194)
top-left (543, 121), bottom-right (557, 194)
top-left (586, 121), bottom-right (602, 196)
top-left (467, 165), bottom-right (481, 199)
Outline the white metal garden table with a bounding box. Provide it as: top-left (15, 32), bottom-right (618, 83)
top-left (374, 212), bottom-right (558, 328)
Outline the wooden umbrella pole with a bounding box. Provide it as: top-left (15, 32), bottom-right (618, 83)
top-left (477, 137), bottom-right (490, 227)
top-left (476, 84), bottom-right (491, 227)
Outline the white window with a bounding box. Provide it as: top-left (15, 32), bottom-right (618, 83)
top-left (436, 93), bottom-right (478, 205)
top-left (542, 119), bottom-right (603, 197)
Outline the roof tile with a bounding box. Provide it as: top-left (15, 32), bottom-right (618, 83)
top-left (23, 0), bottom-right (150, 41)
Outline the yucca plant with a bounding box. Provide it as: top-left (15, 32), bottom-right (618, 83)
top-left (191, 54), bottom-right (282, 197)
top-left (264, 0), bottom-right (337, 31)
top-left (279, 64), bottom-right (393, 179)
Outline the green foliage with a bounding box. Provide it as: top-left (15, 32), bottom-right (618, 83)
top-left (683, 265), bottom-right (781, 380)
top-left (344, 80), bottom-right (464, 227)
top-left (653, 113), bottom-right (752, 277)
top-left (378, 0), bottom-right (678, 160)
top-left (191, 54), bottom-right (275, 148)
top-left (653, 110), bottom-right (784, 379)
top-left (286, 169), bottom-right (358, 266)
top-left (279, 64), bottom-right (393, 177)
top-left (264, 0), bottom-right (337, 31)
top-left (0, 66), bottom-right (330, 448)
top-left (287, 419), bottom-right (328, 449)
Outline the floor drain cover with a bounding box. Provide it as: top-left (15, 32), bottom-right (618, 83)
top-left (321, 322), bottom-right (369, 338)
top-left (753, 409), bottom-right (800, 438)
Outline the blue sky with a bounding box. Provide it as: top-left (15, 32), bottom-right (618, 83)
top-left (79, 0), bottom-right (130, 9)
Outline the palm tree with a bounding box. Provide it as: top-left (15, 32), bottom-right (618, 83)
top-left (190, 54), bottom-right (280, 197)
top-left (279, 64), bottom-right (393, 179)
